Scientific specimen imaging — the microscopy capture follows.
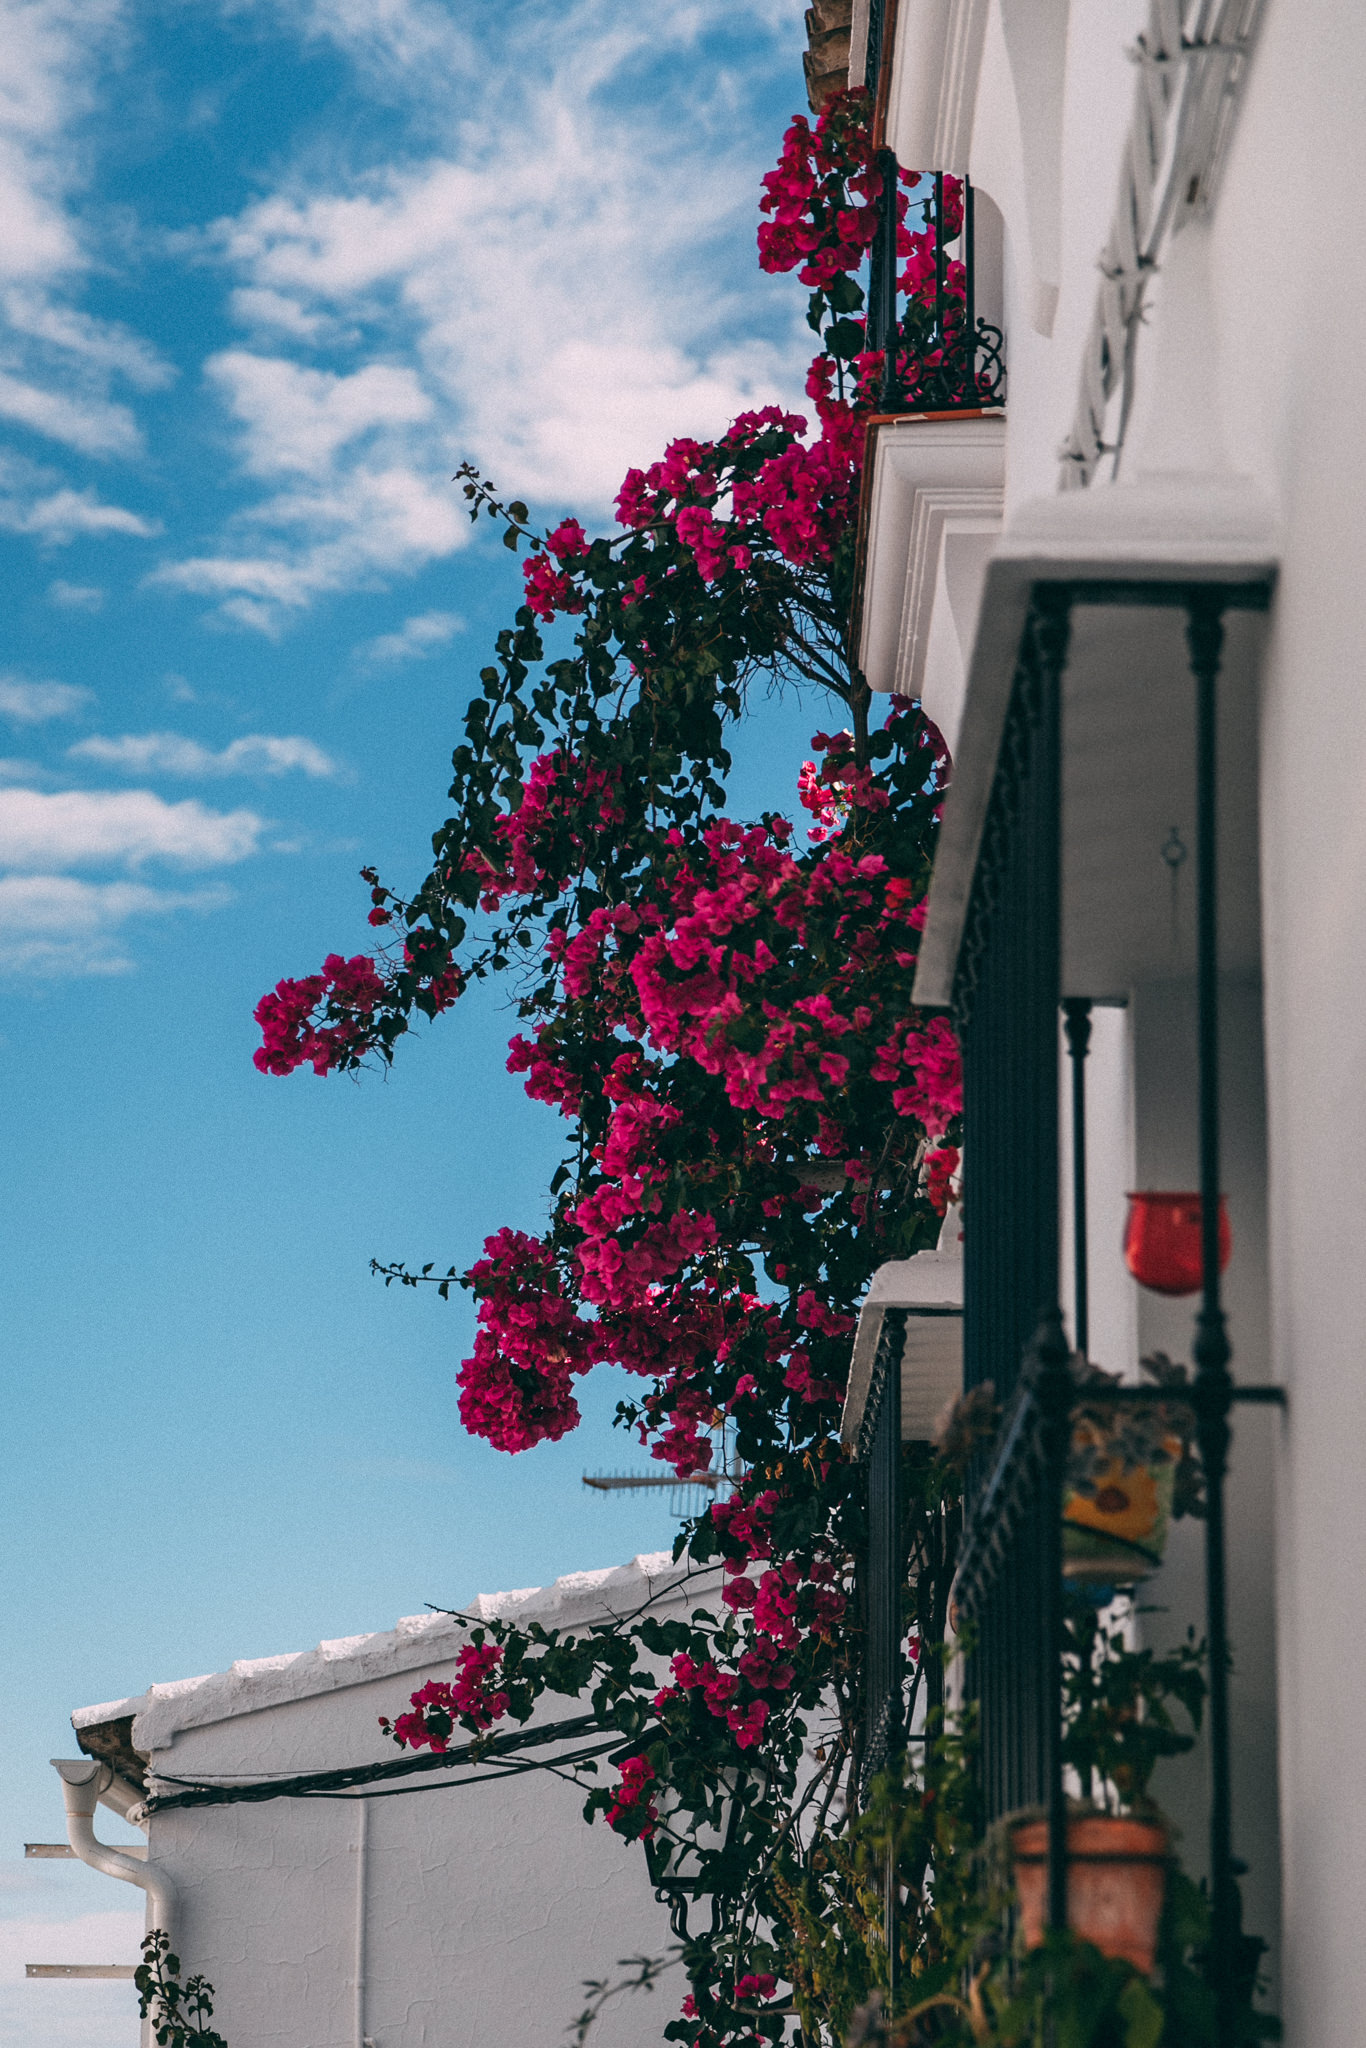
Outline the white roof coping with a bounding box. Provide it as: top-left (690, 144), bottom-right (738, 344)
top-left (841, 1228), bottom-right (965, 1452)
top-left (73, 1551), bottom-right (690, 1754)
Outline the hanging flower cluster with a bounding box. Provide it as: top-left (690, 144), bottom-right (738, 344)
top-left (603, 1755), bottom-right (659, 1839)
top-left (253, 954), bottom-right (388, 1076)
top-left (258, 89), bottom-right (973, 2048)
top-left (376, 1643), bottom-right (510, 1749)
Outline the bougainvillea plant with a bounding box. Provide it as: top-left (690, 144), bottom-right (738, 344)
top-left (253, 89), bottom-right (990, 2047)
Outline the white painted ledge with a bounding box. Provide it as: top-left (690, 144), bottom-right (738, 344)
top-left (841, 1240), bottom-right (964, 1450)
top-left (857, 413), bottom-right (1005, 752)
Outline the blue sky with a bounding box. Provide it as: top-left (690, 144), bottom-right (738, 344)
top-left (0, 2), bottom-right (838, 2039)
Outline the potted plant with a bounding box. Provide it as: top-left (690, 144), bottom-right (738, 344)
top-left (1010, 1596), bottom-right (1206, 1975)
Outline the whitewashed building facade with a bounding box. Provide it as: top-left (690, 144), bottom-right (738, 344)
top-left (53, 1557), bottom-right (692, 2048)
top-left (846, 0), bottom-right (1366, 2040)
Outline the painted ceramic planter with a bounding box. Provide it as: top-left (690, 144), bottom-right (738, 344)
top-left (1062, 1418), bottom-right (1179, 1584)
top-left (1012, 1813), bottom-right (1169, 1974)
top-left (1123, 1191), bottom-right (1231, 1296)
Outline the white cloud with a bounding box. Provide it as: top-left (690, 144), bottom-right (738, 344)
top-left (253, 0), bottom-right (476, 80)
top-left (47, 578), bottom-right (104, 609)
top-left (0, 1), bottom-right (173, 475)
top-left (148, 463), bottom-right (467, 627)
top-left (0, 456), bottom-right (160, 543)
top-left (0, 674), bottom-right (92, 723)
top-left (3, 287), bottom-right (175, 389)
top-left (70, 730), bottom-right (342, 778)
top-left (228, 284), bottom-right (326, 339)
top-left (158, 0), bottom-right (804, 628)
top-left (0, 787), bottom-right (266, 869)
top-left (0, 2), bottom-right (120, 289)
top-left (0, 368), bottom-right (138, 454)
top-left (12, 485), bottom-right (160, 541)
top-left (356, 606), bottom-right (464, 664)
top-left (0, 872), bottom-right (230, 976)
top-left (213, 126), bottom-right (798, 508)
top-left (206, 353), bottom-right (433, 478)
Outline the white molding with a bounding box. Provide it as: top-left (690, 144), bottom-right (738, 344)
top-left (841, 1246), bottom-right (964, 1450)
top-left (935, 0), bottom-right (992, 166)
top-left (857, 415), bottom-right (1005, 742)
top-left (899, 482), bottom-right (1003, 713)
top-left (885, 0), bottom-right (990, 173)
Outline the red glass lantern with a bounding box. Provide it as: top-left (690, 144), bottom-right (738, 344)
top-left (1124, 1192), bottom-right (1231, 1296)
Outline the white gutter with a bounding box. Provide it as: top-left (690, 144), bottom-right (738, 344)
top-left (51, 1759), bottom-right (174, 1933)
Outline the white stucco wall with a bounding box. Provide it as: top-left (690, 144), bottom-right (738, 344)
top-left (880, 1), bottom-right (1366, 2035)
top-left (72, 1558), bottom-right (711, 2048)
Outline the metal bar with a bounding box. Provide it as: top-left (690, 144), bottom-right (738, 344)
top-left (1034, 1312), bottom-right (1073, 1932)
top-left (1078, 1383), bottom-right (1284, 1407)
top-left (1056, 579), bottom-right (1271, 611)
top-left (964, 179), bottom-right (976, 400)
top-left (1186, 588), bottom-right (1237, 2048)
top-left (933, 172), bottom-right (946, 358)
top-left (876, 149), bottom-right (903, 411)
top-left (865, 0), bottom-right (886, 100)
top-left (27, 1964), bottom-right (136, 1980)
top-left (1062, 999), bottom-right (1093, 1357)
top-left (883, 1309), bottom-right (903, 1999)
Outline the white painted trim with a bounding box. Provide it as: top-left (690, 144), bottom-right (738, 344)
top-left (857, 415), bottom-right (1005, 737)
top-left (72, 1552), bottom-right (695, 1751)
top-left (841, 1246), bottom-right (964, 1448)
top-left (885, 0), bottom-right (990, 172)
top-left (899, 481), bottom-right (1003, 712)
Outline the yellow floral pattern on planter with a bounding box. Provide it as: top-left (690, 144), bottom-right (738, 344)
top-left (1063, 1422), bottom-right (1180, 1583)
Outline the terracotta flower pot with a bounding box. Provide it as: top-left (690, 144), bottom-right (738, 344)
top-left (1012, 1813), bottom-right (1168, 1975)
top-left (1123, 1191), bottom-right (1230, 1296)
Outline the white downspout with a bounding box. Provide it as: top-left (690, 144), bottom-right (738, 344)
top-left (353, 1796), bottom-right (374, 2048)
top-left (51, 1759), bottom-right (174, 1932)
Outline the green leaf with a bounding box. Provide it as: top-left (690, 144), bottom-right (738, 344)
top-left (825, 318), bottom-right (865, 361)
top-left (1117, 1976), bottom-right (1164, 2048)
top-left (827, 272), bottom-right (865, 314)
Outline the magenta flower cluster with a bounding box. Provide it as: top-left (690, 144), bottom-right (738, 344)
top-left (377, 1643), bottom-right (510, 1750)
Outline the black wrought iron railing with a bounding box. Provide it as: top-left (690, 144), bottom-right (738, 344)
top-left (857, 1305), bottom-right (906, 1802)
top-left (866, 162), bottom-right (1005, 416)
top-left (856, 1304), bottom-right (906, 2001)
top-left (946, 579), bottom-right (1282, 2046)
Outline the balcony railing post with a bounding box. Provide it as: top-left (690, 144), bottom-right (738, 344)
top-left (933, 173), bottom-right (947, 370)
top-left (964, 179), bottom-right (976, 388)
top-left (1033, 1308), bottom-right (1073, 1934)
top-left (1062, 998), bottom-right (1093, 1359)
top-left (875, 149), bottom-right (903, 413)
top-left (1186, 590), bottom-right (1238, 2048)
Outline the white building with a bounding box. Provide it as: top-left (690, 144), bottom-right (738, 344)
top-left (848, 0), bottom-right (1366, 2038)
top-left (53, 1556), bottom-right (694, 2048)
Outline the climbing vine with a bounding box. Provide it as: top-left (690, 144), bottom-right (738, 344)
top-left (252, 90), bottom-right (1008, 2048)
